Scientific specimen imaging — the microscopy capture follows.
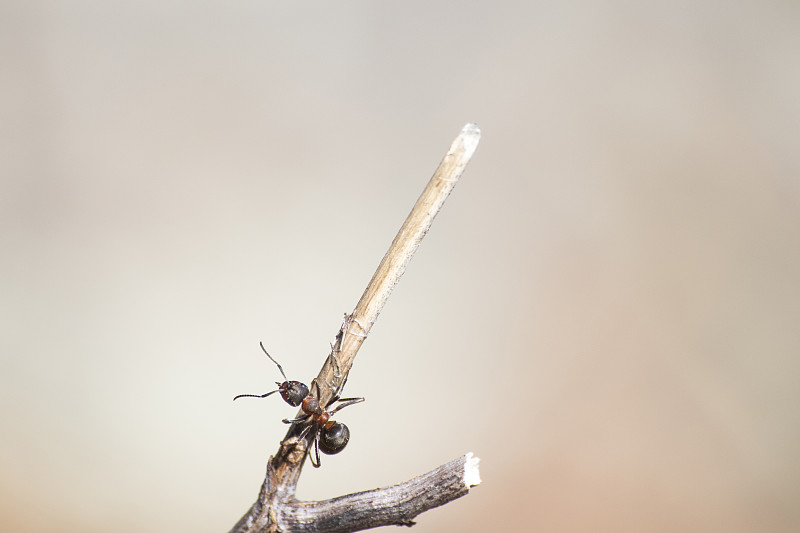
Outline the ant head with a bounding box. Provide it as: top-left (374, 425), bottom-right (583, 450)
top-left (319, 422), bottom-right (350, 455)
top-left (232, 343), bottom-right (311, 405)
top-left (279, 380), bottom-right (309, 407)
top-left (258, 342), bottom-right (310, 406)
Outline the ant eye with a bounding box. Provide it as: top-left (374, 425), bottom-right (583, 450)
top-left (319, 422), bottom-right (350, 455)
top-left (280, 381), bottom-right (309, 407)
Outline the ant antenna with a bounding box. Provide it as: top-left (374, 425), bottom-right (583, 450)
top-left (259, 341), bottom-right (288, 382)
top-left (233, 390), bottom-right (280, 401)
top-left (233, 343), bottom-right (310, 407)
top-left (232, 342), bottom-right (286, 401)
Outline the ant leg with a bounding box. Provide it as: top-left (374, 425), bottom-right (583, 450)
top-left (282, 423), bottom-right (311, 454)
top-left (329, 397), bottom-right (364, 415)
top-left (315, 430), bottom-right (322, 468)
top-left (308, 430), bottom-right (322, 468)
top-left (283, 414), bottom-right (311, 424)
top-left (313, 377), bottom-right (339, 406)
top-left (326, 392), bottom-right (340, 408)
top-left (333, 396), bottom-right (363, 404)
top-left (324, 374), bottom-right (352, 407)
top-left (296, 423), bottom-right (312, 441)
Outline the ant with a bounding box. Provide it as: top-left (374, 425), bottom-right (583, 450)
top-left (234, 342), bottom-right (364, 468)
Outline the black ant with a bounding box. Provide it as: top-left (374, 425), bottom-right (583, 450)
top-left (234, 342), bottom-right (364, 467)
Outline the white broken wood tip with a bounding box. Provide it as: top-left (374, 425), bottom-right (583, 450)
top-left (464, 452), bottom-right (481, 488)
top-left (457, 123), bottom-right (481, 159)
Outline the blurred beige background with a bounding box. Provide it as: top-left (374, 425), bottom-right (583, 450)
top-left (2, 1), bottom-right (799, 532)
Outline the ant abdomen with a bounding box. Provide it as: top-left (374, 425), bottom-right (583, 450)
top-left (319, 422), bottom-right (350, 455)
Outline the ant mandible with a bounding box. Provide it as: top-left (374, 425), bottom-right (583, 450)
top-left (233, 342), bottom-right (364, 468)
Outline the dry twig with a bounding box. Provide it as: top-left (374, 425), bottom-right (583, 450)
top-left (230, 123), bottom-right (482, 533)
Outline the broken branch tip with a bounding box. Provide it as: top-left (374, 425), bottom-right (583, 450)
top-left (463, 452), bottom-right (481, 488)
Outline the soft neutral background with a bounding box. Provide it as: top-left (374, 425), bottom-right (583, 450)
top-left (2, 1), bottom-right (799, 532)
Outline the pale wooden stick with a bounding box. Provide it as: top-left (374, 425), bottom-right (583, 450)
top-left (332, 122), bottom-right (481, 381)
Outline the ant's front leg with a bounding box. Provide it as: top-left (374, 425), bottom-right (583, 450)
top-left (283, 413), bottom-right (311, 425)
